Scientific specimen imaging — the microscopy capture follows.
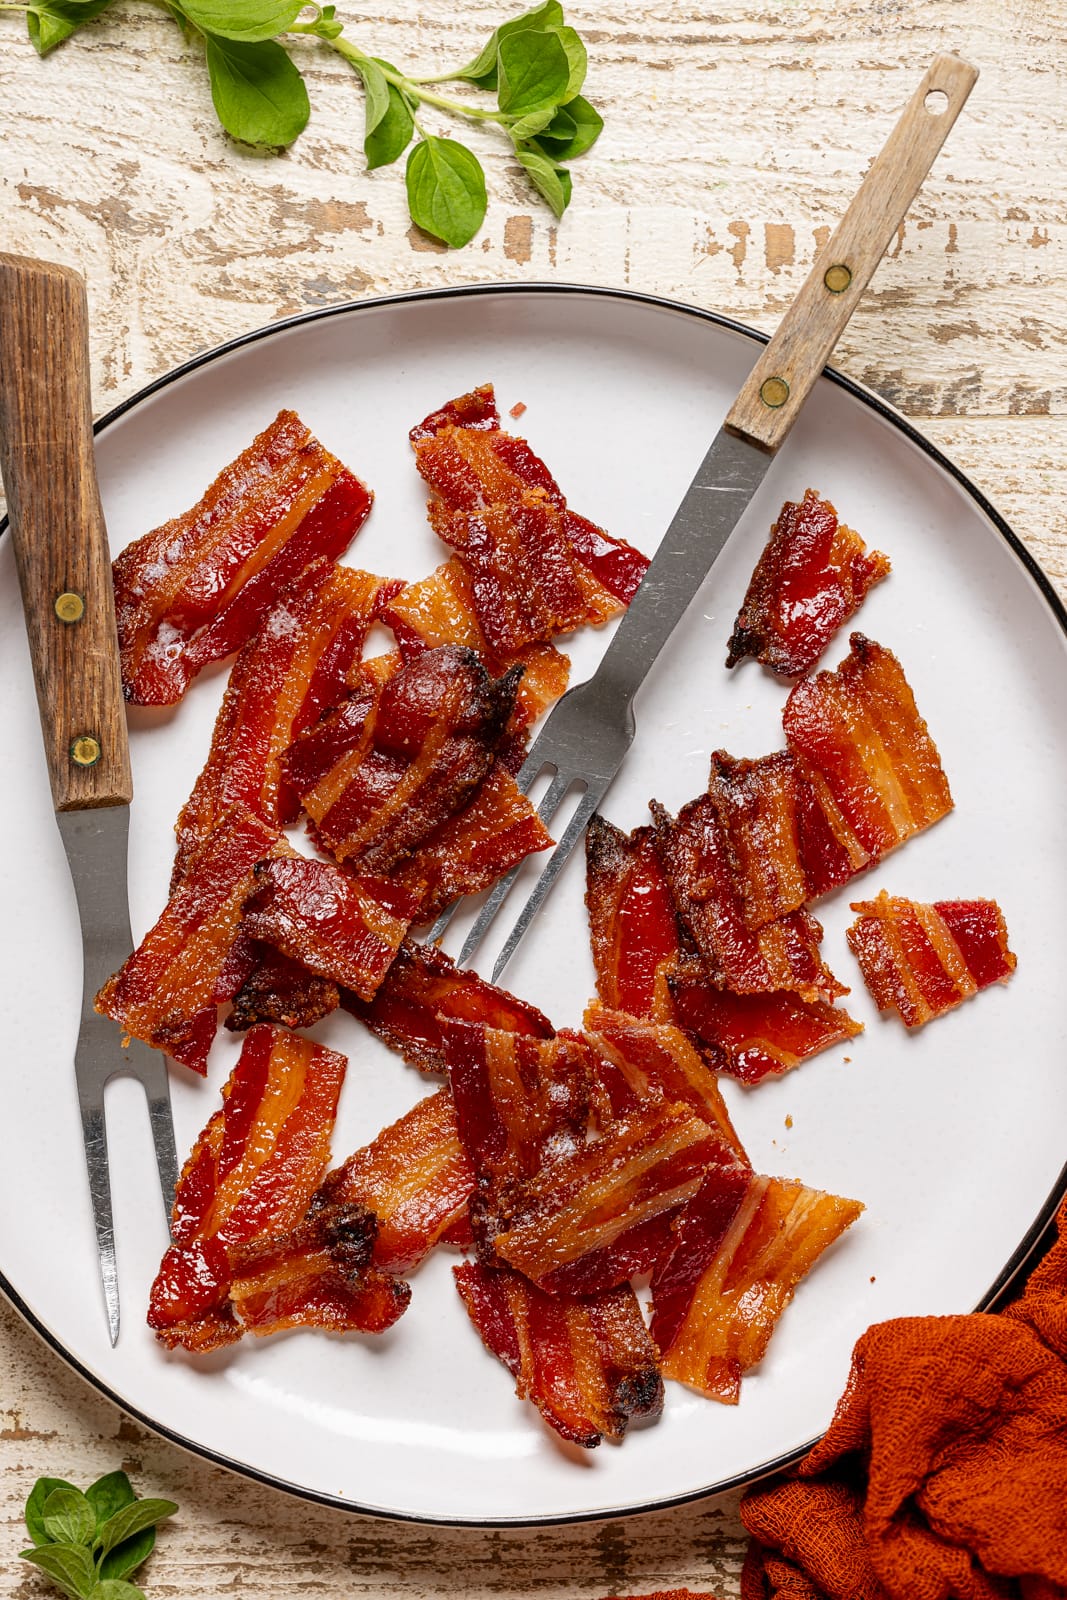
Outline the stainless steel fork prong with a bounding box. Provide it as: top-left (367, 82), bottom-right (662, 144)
top-left (488, 787), bottom-right (602, 982)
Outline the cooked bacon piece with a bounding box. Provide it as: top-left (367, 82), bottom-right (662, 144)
top-left (582, 1004), bottom-right (747, 1159)
top-left (147, 1025), bottom-right (346, 1349)
top-left (650, 796), bottom-right (845, 1001)
top-left (313, 1087), bottom-right (474, 1274)
top-left (173, 560), bottom-right (400, 884)
top-left (454, 1261), bottom-right (663, 1448)
top-left (95, 809), bottom-right (279, 1074)
top-left (410, 384), bottom-right (500, 444)
top-left (847, 891), bottom-right (1016, 1029)
top-left (282, 646), bottom-right (519, 874)
top-left (241, 856), bottom-right (419, 1002)
top-left (444, 1021), bottom-right (593, 1182)
top-left (669, 978), bottom-right (863, 1085)
top-left (585, 815), bottom-right (689, 1023)
top-left (783, 634), bottom-right (953, 862)
top-left (492, 1102), bottom-right (735, 1297)
top-left (225, 946), bottom-right (340, 1033)
top-left (113, 411), bottom-right (373, 705)
top-left (651, 1170), bottom-right (863, 1403)
top-left (343, 939), bottom-right (552, 1074)
top-left (227, 1203), bottom-right (410, 1337)
top-left (727, 489), bottom-right (890, 677)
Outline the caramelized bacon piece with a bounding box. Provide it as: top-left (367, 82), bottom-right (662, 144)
top-left (443, 1021), bottom-right (593, 1182)
top-left (651, 1171), bottom-right (863, 1403)
top-left (113, 411), bottom-right (373, 705)
top-left (669, 978), bottom-right (863, 1085)
top-left (173, 560), bottom-right (400, 884)
top-left (847, 891), bottom-right (1016, 1028)
top-left (454, 1261), bottom-right (663, 1448)
top-left (343, 939), bottom-right (552, 1074)
top-left (147, 1025), bottom-right (346, 1349)
top-left (492, 1102), bottom-right (735, 1297)
top-left (225, 946), bottom-right (339, 1033)
top-left (313, 1087), bottom-right (474, 1274)
top-left (95, 809), bottom-right (279, 1074)
top-left (585, 815), bottom-right (688, 1022)
top-left (582, 1004), bottom-right (747, 1159)
top-left (650, 796), bottom-right (845, 1001)
top-left (282, 646), bottom-right (519, 874)
top-left (727, 489), bottom-right (890, 676)
top-left (783, 634), bottom-right (953, 862)
top-left (410, 384), bottom-right (500, 443)
top-left (241, 856), bottom-right (419, 1001)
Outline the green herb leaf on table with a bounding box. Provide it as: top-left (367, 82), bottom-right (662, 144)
top-left (496, 27), bottom-right (570, 115)
top-left (532, 92), bottom-right (602, 158)
top-left (25, 0), bottom-right (112, 57)
top-left (456, 0), bottom-right (563, 85)
top-left (180, 0), bottom-right (304, 42)
top-left (406, 135), bottom-right (487, 248)
top-left (25, 1479), bottom-right (79, 1547)
top-left (19, 1542), bottom-right (97, 1600)
top-left (543, 22), bottom-right (585, 100)
top-left (92, 1582), bottom-right (149, 1600)
top-left (508, 104), bottom-right (558, 142)
top-left (515, 145), bottom-right (571, 217)
top-left (96, 1499), bottom-right (178, 1560)
top-left (85, 1473), bottom-right (137, 1533)
top-left (349, 52), bottom-right (391, 136)
top-left (364, 73), bottom-right (415, 169)
top-left (41, 1488), bottom-right (97, 1549)
top-left (97, 1527), bottom-right (156, 1585)
top-left (205, 34), bottom-right (310, 146)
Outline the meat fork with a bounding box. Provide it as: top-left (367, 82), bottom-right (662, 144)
top-left (436, 54), bottom-right (978, 982)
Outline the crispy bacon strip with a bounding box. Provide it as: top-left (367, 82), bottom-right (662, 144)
top-left (95, 809), bottom-right (279, 1074)
top-left (651, 1171), bottom-right (863, 1403)
top-left (669, 978), bottom-right (863, 1085)
top-left (492, 1102), bottom-right (736, 1297)
top-left (582, 1004), bottom-right (747, 1159)
top-left (113, 411), bottom-right (373, 705)
top-left (343, 939), bottom-right (552, 1074)
top-left (313, 1087), bottom-right (474, 1274)
top-left (226, 946), bottom-right (340, 1033)
top-left (585, 815), bottom-right (689, 1022)
top-left (727, 489), bottom-right (890, 676)
top-left (847, 891), bottom-right (1016, 1028)
top-left (241, 856), bottom-right (419, 1002)
top-left (282, 645), bottom-right (519, 873)
top-left (173, 560), bottom-right (400, 883)
top-left (783, 634), bottom-right (953, 862)
top-left (443, 1020), bottom-right (593, 1182)
top-left (454, 1261), bottom-right (663, 1448)
top-left (650, 796), bottom-right (845, 1001)
top-left (147, 1024), bottom-right (346, 1349)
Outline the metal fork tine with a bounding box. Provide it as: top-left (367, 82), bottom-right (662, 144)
top-left (455, 766), bottom-right (571, 969)
top-left (141, 1055), bottom-right (180, 1223)
top-left (490, 788), bottom-right (602, 983)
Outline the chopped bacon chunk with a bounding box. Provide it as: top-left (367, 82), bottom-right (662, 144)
top-left (491, 1102), bottom-right (735, 1297)
top-left (313, 1087), bottom-right (474, 1274)
top-left (847, 891), bottom-right (1016, 1028)
top-left (95, 809), bottom-right (279, 1074)
top-left (454, 1261), bottom-right (663, 1448)
top-left (113, 411), bottom-right (373, 705)
top-left (173, 560), bottom-right (400, 884)
top-left (225, 946), bottom-right (339, 1034)
top-left (585, 815), bottom-right (690, 1022)
top-left (241, 857), bottom-right (419, 1002)
top-left (343, 939), bottom-right (552, 1074)
top-left (727, 489), bottom-right (890, 676)
top-left (582, 1004), bottom-right (747, 1160)
top-left (147, 1025), bottom-right (346, 1349)
top-left (651, 1170), bottom-right (863, 1403)
top-left (410, 384), bottom-right (500, 443)
top-left (650, 796), bottom-right (845, 1001)
top-left (669, 978), bottom-right (863, 1085)
top-left (783, 634), bottom-right (953, 862)
top-left (282, 645), bottom-right (519, 875)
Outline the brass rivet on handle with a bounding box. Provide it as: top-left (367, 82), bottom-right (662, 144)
top-left (759, 376), bottom-right (790, 410)
top-left (54, 590), bottom-right (85, 623)
top-left (71, 735), bottom-right (102, 768)
top-left (823, 262), bottom-right (852, 294)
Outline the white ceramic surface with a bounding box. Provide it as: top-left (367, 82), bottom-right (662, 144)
top-left (1, 286), bottom-right (1064, 1525)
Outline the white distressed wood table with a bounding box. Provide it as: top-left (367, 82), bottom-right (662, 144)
top-left (2, 1), bottom-right (1065, 1593)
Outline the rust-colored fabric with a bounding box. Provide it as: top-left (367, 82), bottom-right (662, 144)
top-left (740, 1194), bottom-right (1067, 1600)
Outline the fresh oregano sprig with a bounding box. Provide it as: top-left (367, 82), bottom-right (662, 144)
top-left (7, 0), bottom-right (604, 248)
top-left (20, 1471), bottom-right (177, 1600)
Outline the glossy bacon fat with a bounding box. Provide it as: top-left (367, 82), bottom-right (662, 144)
top-left (847, 891), bottom-right (1016, 1028)
top-left (669, 978), bottom-right (862, 1085)
top-left (147, 1024), bottom-right (346, 1350)
top-left (727, 489), bottom-right (890, 677)
top-left (585, 815), bottom-right (688, 1022)
top-left (651, 1170), bottom-right (863, 1402)
top-left (114, 411), bottom-right (373, 705)
top-left (454, 1261), bottom-right (663, 1448)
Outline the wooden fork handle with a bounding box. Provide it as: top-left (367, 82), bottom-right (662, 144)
top-left (724, 53), bottom-right (978, 453)
top-left (0, 254), bottom-right (132, 811)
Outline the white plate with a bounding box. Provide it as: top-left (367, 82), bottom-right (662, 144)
top-left (1, 286), bottom-right (1065, 1526)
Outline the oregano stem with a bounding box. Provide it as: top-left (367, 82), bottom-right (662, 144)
top-left (326, 34), bottom-right (506, 122)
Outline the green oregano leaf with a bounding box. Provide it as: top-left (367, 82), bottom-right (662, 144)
top-left (544, 23), bottom-right (585, 100)
top-left (364, 69), bottom-right (414, 169)
top-left (533, 92), bottom-right (602, 158)
top-left (96, 1498), bottom-right (178, 1559)
top-left (508, 104), bottom-right (557, 141)
top-left (405, 136), bottom-right (487, 248)
top-left (455, 0), bottom-right (563, 86)
top-left (349, 54), bottom-right (390, 136)
top-left (516, 145), bottom-right (571, 218)
top-left (204, 34), bottom-right (310, 146)
top-left (25, 1478), bottom-right (78, 1546)
top-left (179, 0), bottom-right (304, 41)
top-left (19, 1542), bottom-right (97, 1600)
top-left (85, 1472), bottom-right (137, 1534)
top-left (97, 1528), bottom-right (156, 1584)
top-left (25, 0), bottom-right (112, 56)
top-left (90, 1579), bottom-right (149, 1599)
top-left (41, 1488), bottom-right (96, 1549)
top-left (496, 28), bottom-right (570, 116)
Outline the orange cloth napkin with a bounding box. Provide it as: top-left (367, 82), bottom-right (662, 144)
top-left (739, 1193), bottom-right (1067, 1600)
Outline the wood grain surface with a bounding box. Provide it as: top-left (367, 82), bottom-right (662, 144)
top-left (2, 0), bottom-right (1066, 1594)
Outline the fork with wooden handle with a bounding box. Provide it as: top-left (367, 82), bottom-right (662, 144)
top-left (437, 53), bottom-right (978, 982)
top-left (0, 255), bottom-right (179, 1345)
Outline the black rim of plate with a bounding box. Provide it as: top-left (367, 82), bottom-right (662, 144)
top-left (2, 280), bottom-right (1065, 1528)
